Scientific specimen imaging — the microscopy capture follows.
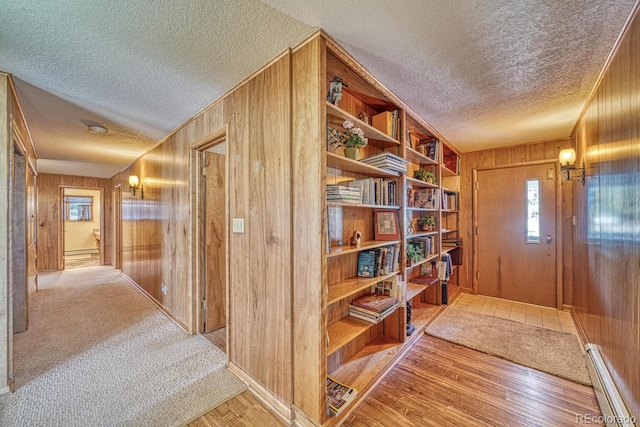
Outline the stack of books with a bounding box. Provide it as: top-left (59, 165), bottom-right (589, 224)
top-left (326, 185), bottom-right (361, 204)
top-left (360, 152), bottom-right (407, 174)
top-left (349, 292), bottom-right (398, 324)
top-left (327, 376), bottom-right (358, 416)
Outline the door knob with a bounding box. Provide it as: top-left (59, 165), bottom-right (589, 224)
top-left (546, 233), bottom-right (552, 243)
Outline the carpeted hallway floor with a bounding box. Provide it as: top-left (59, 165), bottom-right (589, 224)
top-left (0, 266), bottom-right (245, 427)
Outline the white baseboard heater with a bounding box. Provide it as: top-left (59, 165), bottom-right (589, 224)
top-left (585, 344), bottom-right (637, 427)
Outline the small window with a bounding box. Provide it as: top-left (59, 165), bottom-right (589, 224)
top-left (65, 196), bottom-right (93, 221)
top-left (526, 179), bottom-right (540, 243)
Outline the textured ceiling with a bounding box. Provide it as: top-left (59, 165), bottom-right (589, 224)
top-left (1, 0), bottom-right (636, 178)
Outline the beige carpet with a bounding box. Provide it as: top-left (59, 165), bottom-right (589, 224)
top-left (0, 266), bottom-right (246, 426)
top-left (425, 306), bottom-right (591, 385)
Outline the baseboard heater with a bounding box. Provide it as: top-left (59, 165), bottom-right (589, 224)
top-left (584, 344), bottom-right (636, 427)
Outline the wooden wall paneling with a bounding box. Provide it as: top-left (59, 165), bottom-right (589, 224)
top-left (0, 74), bottom-right (12, 393)
top-left (570, 9), bottom-right (640, 419)
top-left (292, 36), bottom-right (326, 425)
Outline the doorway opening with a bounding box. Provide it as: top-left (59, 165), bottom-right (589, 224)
top-left (190, 130), bottom-right (228, 353)
top-left (60, 187), bottom-right (104, 270)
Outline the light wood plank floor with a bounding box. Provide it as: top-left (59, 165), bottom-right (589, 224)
top-left (189, 306), bottom-right (601, 426)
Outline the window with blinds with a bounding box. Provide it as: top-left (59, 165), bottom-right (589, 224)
top-left (64, 196), bottom-right (93, 221)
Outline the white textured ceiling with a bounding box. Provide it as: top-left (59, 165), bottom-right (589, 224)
top-left (1, 0), bottom-right (636, 178)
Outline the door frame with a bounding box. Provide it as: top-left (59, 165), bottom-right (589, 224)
top-left (189, 126), bottom-right (228, 338)
top-left (57, 186), bottom-right (105, 270)
top-left (113, 185), bottom-right (122, 270)
top-left (472, 159), bottom-right (564, 308)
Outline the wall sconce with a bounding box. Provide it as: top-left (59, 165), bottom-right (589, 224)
top-left (559, 148), bottom-right (585, 185)
top-left (129, 175), bottom-right (144, 199)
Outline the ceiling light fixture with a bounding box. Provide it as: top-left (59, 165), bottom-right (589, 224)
top-left (88, 124), bottom-right (108, 134)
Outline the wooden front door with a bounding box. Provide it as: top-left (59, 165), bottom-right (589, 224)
top-left (476, 163), bottom-right (557, 307)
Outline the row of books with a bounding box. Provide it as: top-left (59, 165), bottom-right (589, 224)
top-left (327, 376), bottom-right (357, 416)
top-left (359, 152), bottom-right (407, 174)
top-left (442, 192), bottom-right (457, 211)
top-left (410, 236), bottom-right (436, 258)
top-left (326, 185), bottom-right (361, 204)
top-left (357, 244), bottom-right (400, 278)
top-left (410, 188), bottom-right (439, 209)
top-left (348, 177), bottom-right (397, 206)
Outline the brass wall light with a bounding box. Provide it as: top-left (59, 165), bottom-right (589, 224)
top-left (559, 148), bottom-right (585, 185)
top-left (129, 175), bottom-right (144, 199)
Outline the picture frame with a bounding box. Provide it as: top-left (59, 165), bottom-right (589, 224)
top-left (373, 209), bottom-right (400, 240)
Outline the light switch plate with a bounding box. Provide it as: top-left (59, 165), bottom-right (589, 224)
top-left (232, 218), bottom-right (244, 233)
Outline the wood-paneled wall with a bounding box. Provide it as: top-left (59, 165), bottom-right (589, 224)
top-left (459, 139), bottom-right (574, 300)
top-left (111, 52), bottom-right (293, 410)
top-left (36, 174), bottom-right (113, 271)
top-left (571, 7), bottom-right (640, 419)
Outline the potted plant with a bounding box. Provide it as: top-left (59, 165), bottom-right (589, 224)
top-left (414, 167), bottom-right (436, 184)
top-left (327, 120), bottom-right (368, 159)
top-left (417, 216), bottom-right (435, 231)
top-left (406, 243), bottom-right (423, 266)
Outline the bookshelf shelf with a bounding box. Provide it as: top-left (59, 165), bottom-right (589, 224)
top-left (441, 165), bottom-right (457, 177)
top-left (327, 201), bottom-right (400, 210)
top-left (326, 240), bottom-right (401, 258)
top-left (328, 271), bottom-right (400, 305)
top-left (327, 316), bottom-right (378, 356)
top-left (441, 209), bottom-right (459, 213)
top-left (405, 176), bottom-right (438, 188)
top-left (327, 152), bottom-right (399, 178)
top-left (407, 231), bottom-right (438, 238)
top-left (407, 253), bottom-right (439, 269)
top-left (405, 146), bottom-right (438, 165)
top-left (406, 207), bottom-right (438, 213)
top-left (406, 282), bottom-right (433, 300)
top-left (408, 304), bottom-right (442, 337)
top-left (326, 102), bottom-right (400, 148)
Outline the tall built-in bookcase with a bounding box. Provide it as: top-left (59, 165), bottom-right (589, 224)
top-left (291, 32), bottom-right (463, 426)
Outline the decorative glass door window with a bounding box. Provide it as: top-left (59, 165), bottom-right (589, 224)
top-left (526, 179), bottom-right (540, 243)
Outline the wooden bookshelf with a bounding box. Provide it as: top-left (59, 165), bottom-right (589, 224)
top-left (327, 201), bottom-right (400, 210)
top-left (405, 176), bottom-right (438, 188)
top-left (327, 315), bottom-right (383, 356)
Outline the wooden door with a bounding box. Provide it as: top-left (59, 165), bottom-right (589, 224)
top-left (476, 163), bottom-right (557, 307)
top-left (203, 151), bottom-right (226, 332)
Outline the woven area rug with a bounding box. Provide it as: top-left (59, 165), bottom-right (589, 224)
top-left (425, 306), bottom-right (591, 385)
top-left (0, 266), bottom-right (246, 427)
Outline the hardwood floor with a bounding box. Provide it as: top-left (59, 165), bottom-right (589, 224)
top-left (203, 327), bottom-right (226, 353)
top-left (343, 335), bottom-right (601, 426)
top-left (189, 330), bottom-right (601, 426)
top-left (186, 390), bottom-right (284, 427)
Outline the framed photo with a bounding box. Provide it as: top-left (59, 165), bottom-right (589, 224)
top-left (374, 209), bottom-right (400, 240)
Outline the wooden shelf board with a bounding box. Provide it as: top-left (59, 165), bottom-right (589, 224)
top-left (405, 147), bottom-right (438, 166)
top-left (327, 201), bottom-right (400, 210)
top-left (327, 152), bottom-right (399, 177)
top-left (406, 253), bottom-right (439, 269)
top-left (442, 187), bottom-right (459, 194)
top-left (406, 282), bottom-right (435, 300)
top-left (441, 209), bottom-right (459, 213)
top-left (328, 335), bottom-right (402, 391)
top-left (407, 231), bottom-right (438, 238)
top-left (327, 317), bottom-right (374, 356)
top-left (441, 166), bottom-right (458, 177)
top-left (326, 240), bottom-right (400, 258)
top-left (328, 271), bottom-right (400, 305)
top-left (405, 176), bottom-right (438, 188)
top-left (326, 102), bottom-right (400, 148)
top-left (441, 229), bottom-right (459, 233)
top-left (406, 207), bottom-right (438, 212)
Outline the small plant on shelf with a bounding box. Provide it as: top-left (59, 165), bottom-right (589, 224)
top-left (417, 216), bottom-right (435, 231)
top-left (328, 120), bottom-right (368, 159)
top-left (406, 243), bottom-right (423, 266)
top-left (414, 167), bottom-right (436, 184)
